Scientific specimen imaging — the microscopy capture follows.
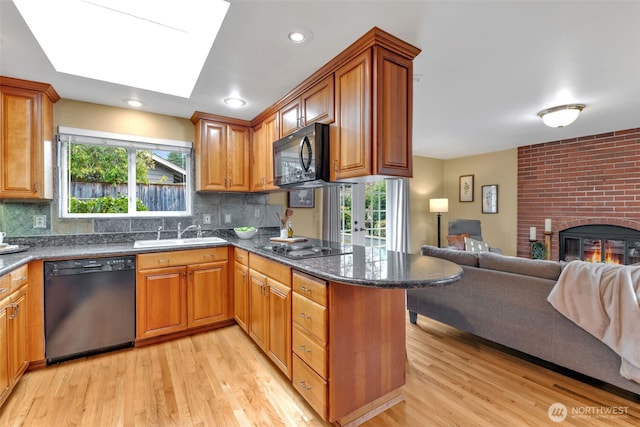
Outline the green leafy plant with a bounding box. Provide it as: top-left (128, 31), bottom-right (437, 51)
top-left (70, 195), bottom-right (148, 213)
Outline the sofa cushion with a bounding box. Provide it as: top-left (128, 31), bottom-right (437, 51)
top-left (478, 251), bottom-right (562, 280)
top-left (420, 245), bottom-right (479, 267)
top-left (464, 236), bottom-right (491, 253)
top-left (446, 233), bottom-right (470, 250)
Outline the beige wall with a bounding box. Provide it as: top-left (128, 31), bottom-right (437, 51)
top-left (408, 156), bottom-right (445, 253)
top-left (442, 148), bottom-right (518, 256)
top-left (268, 189), bottom-right (322, 239)
top-left (409, 149), bottom-right (517, 255)
top-left (54, 99), bottom-right (194, 141)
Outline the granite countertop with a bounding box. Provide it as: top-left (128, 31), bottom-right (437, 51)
top-left (0, 235), bottom-right (462, 289)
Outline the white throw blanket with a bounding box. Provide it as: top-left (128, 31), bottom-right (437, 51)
top-left (547, 261), bottom-right (640, 384)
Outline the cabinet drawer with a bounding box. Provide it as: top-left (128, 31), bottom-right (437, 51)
top-left (292, 293), bottom-right (327, 342)
top-left (137, 247), bottom-right (227, 269)
top-left (234, 248), bottom-right (249, 265)
top-left (292, 271), bottom-right (326, 306)
top-left (293, 354), bottom-right (327, 420)
top-left (293, 323), bottom-right (327, 378)
top-left (249, 253), bottom-right (291, 286)
top-left (0, 274), bottom-right (10, 297)
top-left (10, 264), bottom-right (28, 292)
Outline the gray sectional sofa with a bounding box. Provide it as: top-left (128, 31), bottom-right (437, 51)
top-left (406, 245), bottom-right (640, 396)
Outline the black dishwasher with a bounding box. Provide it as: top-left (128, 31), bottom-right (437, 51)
top-left (44, 256), bottom-right (136, 364)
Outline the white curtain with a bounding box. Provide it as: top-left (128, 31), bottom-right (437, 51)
top-left (322, 186), bottom-right (340, 242)
top-left (386, 178), bottom-right (410, 253)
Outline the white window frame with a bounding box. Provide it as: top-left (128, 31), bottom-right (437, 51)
top-left (58, 126), bottom-right (193, 218)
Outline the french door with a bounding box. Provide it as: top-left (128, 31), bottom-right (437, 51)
top-left (339, 180), bottom-right (387, 248)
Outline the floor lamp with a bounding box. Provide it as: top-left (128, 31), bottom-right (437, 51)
top-left (429, 198), bottom-right (449, 248)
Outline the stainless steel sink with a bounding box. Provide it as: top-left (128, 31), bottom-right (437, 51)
top-left (133, 236), bottom-right (226, 248)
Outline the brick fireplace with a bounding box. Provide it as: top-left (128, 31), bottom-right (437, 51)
top-left (517, 127), bottom-right (640, 260)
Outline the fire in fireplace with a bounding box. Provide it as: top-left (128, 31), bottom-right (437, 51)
top-left (560, 225), bottom-right (640, 265)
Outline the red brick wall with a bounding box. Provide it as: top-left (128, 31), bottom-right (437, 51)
top-left (517, 127), bottom-right (640, 259)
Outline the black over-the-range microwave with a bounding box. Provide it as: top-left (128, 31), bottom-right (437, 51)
top-left (273, 122), bottom-right (331, 188)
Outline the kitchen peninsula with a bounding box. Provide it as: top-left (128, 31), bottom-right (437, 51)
top-left (0, 236), bottom-right (461, 425)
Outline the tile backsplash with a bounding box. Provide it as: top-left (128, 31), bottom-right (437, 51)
top-left (0, 191), bottom-right (282, 245)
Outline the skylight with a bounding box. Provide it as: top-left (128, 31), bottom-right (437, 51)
top-left (12, 0), bottom-right (230, 98)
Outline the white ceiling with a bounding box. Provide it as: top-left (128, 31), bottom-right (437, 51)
top-left (1, 0), bottom-right (639, 159)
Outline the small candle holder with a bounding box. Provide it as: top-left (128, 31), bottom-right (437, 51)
top-left (544, 231), bottom-right (553, 260)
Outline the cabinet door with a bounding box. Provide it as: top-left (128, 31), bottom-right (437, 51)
top-left (8, 289), bottom-right (27, 384)
top-left (332, 50), bottom-right (372, 180)
top-left (196, 120), bottom-right (227, 191)
top-left (373, 46), bottom-right (413, 177)
top-left (248, 270), bottom-right (268, 350)
top-left (250, 122), bottom-right (266, 192)
top-left (267, 278), bottom-right (291, 379)
top-left (0, 302), bottom-right (9, 405)
top-left (187, 261), bottom-right (230, 329)
top-left (227, 124), bottom-right (250, 191)
top-left (0, 87), bottom-right (41, 198)
top-left (263, 113), bottom-right (279, 190)
top-left (234, 261), bottom-right (249, 332)
top-left (136, 267), bottom-right (187, 338)
top-left (302, 74), bottom-right (334, 126)
top-left (280, 99), bottom-right (302, 137)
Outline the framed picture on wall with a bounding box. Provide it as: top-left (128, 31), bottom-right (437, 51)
top-left (459, 175), bottom-right (474, 202)
top-left (288, 189), bottom-right (315, 208)
top-left (482, 184), bottom-right (498, 214)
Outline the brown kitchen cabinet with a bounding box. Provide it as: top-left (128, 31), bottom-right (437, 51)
top-left (280, 74), bottom-right (335, 137)
top-left (192, 113), bottom-right (251, 192)
top-left (136, 248), bottom-right (231, 342)
top-left (233, 248), bottom-right (249, 333)
top-left (0, 265), bottom-right (29, 408)
top-left (250, 112), bottom-right (280, 192)
top-left (331, 44), bottom-right (416, 181)
top-left (0, 76), bottom-right (59, 199)
top-left (291, 269), bottom-right (406, 425)
top-left (248, 253), bottom-right (292, 379)
top-left (187, 260), bottom-right (230, 328)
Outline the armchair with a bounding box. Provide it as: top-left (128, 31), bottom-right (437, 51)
top-left (447, 219), bottom-right (503, 254)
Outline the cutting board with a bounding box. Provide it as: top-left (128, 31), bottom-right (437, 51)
top-left (269, 237), bottom-right (308, 243)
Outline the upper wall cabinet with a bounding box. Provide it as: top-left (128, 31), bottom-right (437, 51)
top-left (280, 74), bottom-right (335, 137)
top-left (191, 113), bottom-right (251, 192)
top-left (331, 44), bottom-right (416, 181)
top-left (0, 76), bottom-right (59, 200)
top-left (250, 112), bottom-right (280, 192)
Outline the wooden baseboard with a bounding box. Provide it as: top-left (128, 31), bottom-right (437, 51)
top-left (333, 389), bottom-right (404, 427)
top-left (26, 359), bottom-right (47, 372)
top-left (135, 319), bottom-right (236, 347)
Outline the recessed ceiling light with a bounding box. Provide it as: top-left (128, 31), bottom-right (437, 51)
top-left (125, 99), bottom-right (143, 108)
top-left (12, 0), bottom-right (230, 98)
top-left (288, 32), bottom-right (306, 43)
top-left (224, 97), bottom-right (246, 108)
top-left (286, 28), bottom-right (313, 44)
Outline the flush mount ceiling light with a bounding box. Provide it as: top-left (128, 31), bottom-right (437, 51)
top-left (537, 104), bottom-right (585, 128)
top-left (125, 98), bottom-right (143, 108)
top-left (224, 97), bottom-right (246, 108)
top-left (12, 0), bottom-right (230, 98)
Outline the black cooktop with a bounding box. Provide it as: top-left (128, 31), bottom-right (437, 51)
top-left (259, 239), bottom-right (352, 259)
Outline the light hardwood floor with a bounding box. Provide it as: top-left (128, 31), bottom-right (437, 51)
top-left (1, 316), bottom-right (639, 426)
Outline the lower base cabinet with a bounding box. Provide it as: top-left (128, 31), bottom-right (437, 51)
top-left (247, 253), bottom-right (292, 379)
top-left (0, 266), bottom-right (29, 408)
top-left (136, 248), bottom-right (231, 341)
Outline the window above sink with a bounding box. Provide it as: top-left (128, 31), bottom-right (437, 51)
top-left (58, 126), bottom-right (193, 218)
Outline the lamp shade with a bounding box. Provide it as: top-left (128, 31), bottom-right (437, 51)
top-left (537, 104), bottom-right (585, 128)
top-left (429, 198), bottom-right (449, 213)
